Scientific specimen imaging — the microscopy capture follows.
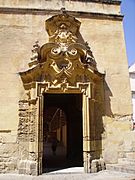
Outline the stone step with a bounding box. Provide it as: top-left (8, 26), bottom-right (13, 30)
top-left (106, 163), bottom-right (135, 174)
top-left (118, 158), bottom-right (135, 164)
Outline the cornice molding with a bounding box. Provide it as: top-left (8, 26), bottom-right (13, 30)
top-left (0, 7), bottom-right (123, 21)
top-left (70, 0), bottom-right (121, 5)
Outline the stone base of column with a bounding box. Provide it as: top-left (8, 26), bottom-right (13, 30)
top-left (18, 160), bottom-right (38, 176)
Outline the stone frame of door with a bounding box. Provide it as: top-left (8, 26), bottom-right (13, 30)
top-left (36, 82), bottom-right (92, 175)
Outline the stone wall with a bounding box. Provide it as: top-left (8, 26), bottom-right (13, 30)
top-left (0, 0), bottom-right (133, 174)
top-left (0, 0), bottom-right (121, 15)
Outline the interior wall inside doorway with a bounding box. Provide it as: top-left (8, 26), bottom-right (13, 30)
top-left (42, 93), bottom-right (83, 172)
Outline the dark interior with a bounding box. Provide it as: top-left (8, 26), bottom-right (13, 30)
top-left (42, 93), bottom-right (83, 173)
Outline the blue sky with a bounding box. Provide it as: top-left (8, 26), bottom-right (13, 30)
top-left (121, 0), bottom-right (135, 66)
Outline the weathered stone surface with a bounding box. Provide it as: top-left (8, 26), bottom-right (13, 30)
top-left (0, 143), bottom-right (19, 173)
top-left (90, 158), bottom-right (106, 173)
top-left (106, 163), bottom-right (135, 174)
top-left (0, 0), bottom-right (134, 176)
top-left (18, 160), bottom-right (38, 176)
top-left (0, 0), bottom-right (121, 15)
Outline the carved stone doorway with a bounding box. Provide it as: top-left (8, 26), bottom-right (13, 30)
top-left (42, 93), bottom-right (83, 173)
top-left (19, 12), bottom-right (104, 175)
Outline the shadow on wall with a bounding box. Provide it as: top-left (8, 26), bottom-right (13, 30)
top-left (88, 77), bottom-right (113, 160)
top-left (104, 80), bottom-right (114, 118)
top-left (77, 30), bottom-right (114, 156)
top-left (77, 31), bottom-right (86, 44)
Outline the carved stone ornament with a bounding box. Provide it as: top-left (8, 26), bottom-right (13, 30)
top-left (18, 11), bottom-right (105, 175)
top-left (19, 11), bottom-right (103, 89)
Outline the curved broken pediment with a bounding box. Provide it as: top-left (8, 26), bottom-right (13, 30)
top-left (20, 11), bottom-right (103, 88)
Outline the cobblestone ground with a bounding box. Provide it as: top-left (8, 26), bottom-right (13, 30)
top-left (0, 170), bottom-right (135, 180)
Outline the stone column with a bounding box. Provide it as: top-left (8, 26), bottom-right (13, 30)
top-left (18, 96), bottom-right (39, 175)
top-left (37, 95), bottom-right (44, 175)
top-left (18, 100), bottom-right (29, 174)
top-left (82, 89), bottom-right (91, 173)
top-left (28, 100), bottom-right (38, 175)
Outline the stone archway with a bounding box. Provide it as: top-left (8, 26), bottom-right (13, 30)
top-left (18, 11), bottom-right (104, 175)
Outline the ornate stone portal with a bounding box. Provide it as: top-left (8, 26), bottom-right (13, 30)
top-left (19, 11), bottom-right (104, 175)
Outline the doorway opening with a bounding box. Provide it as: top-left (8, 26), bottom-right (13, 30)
top-left (42, 93), bottom-right (83, 173)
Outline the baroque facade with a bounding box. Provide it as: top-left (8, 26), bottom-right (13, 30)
top-left (0, 0), bottom-right (134, 175)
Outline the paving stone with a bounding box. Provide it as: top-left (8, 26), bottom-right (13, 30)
top-left (0, 170), bottom-right (134, 180)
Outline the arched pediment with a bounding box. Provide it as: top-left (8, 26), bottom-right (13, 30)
top-left (45, 11), bottom-right (81, 38)
top-left (19, 11), bottom-right (103, 88)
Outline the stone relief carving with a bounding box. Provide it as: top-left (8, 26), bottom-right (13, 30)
top-left (19, 11), bottom-right (101, 89)
top-left (38, 13), bottom-right (97, 86)
top-left (18, 12), bottom-right (104, 175)
top-left (49, 23), bottom-right (77, 44)
top-left (31, 41), bottom-right (40, 61)
top-left (18, 11), bottom-right (104, 150)
top-left (29, 41), bottom-right (40, 68)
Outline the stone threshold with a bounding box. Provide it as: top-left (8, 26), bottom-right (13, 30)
top-left (44, 167), bottom-right (84, 174)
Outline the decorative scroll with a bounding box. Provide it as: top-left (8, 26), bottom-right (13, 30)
top-left (18, 12), bottom-right (105, 175)
top-left (19, 11), bottom-right (102, 89)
